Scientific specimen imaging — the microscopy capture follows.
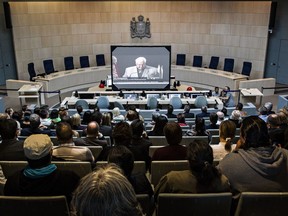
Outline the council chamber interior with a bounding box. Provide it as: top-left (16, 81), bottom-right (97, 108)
top-left (1, 1), bottom-right (288, 216)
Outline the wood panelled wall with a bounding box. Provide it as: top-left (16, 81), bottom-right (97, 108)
top-left (10, 1), bottom-right (271, 80)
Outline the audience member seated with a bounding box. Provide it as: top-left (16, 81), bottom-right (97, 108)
top-left (205, 112), bottom-right (219, 129)
top-left (112, 107), bottom-right (125, 122)
top-left (196, 106), bottom-right (210, 119)
top-left (5, 107), bottom-right (14, 118)
top-left (229, 110), bottom-right (242, 128)
top-left (81, 110), bottom-right (92, 125)
top-left (147, 114), bottom-right (168, 136)
top-left (166, 105), bottom-right (177, 118)
top-left (52, 122), bottom-right (94, 162)
top-left (152, 122), bottom-right (187, 160)
top-left (278, 110), bottom-right (288, 131)
top-left (20, 114), bottom-right (54, 136)
top-left (108, 145), bottom-right (153, 197)
top-left (212, 86), bottom-right (220, 97)
top-left (21, 110), bottom-right (32, 129)
top-left (258, 105), bottom-right (268, 122)
top-left (0, 119), bottom-right (25, 161)
top-left (60, 115), bottom-right (80, 138)
top-left (130, 119), bottom-right (152, 170)
top-left (221, 107), bottom-right (229, 118)
top-left (235, 102), bottom-right (247, 117)
top-left (264, 102), bottom-right (275, 115)
top-left (71, 113), bottom-right (86, 131)
top-left (220, 86), bottom-right (235, 107)
top-left (79, 121), bottom-right (108, 147)
top-left (216, 111), bottom-right (225, 126)
top-left (177, 113), bottom-right (187, 127)
top-left (102, 112), bottom-right (113, 127)
top-left (90, 111), bottom-right (112, 137)
top-left (218, 116), bottom-right (288, 214)
top-left (49, 109), bottom-right (61, 128)
top-left (4, 134), bottom-right (80, 203)
top-left (183, 105), bottom-right (194, 118)
top-left (154, 139), bottom-right (230, 200)
top-left (70, 164), bottom-right (143, 216)
top-left (212, 120), bottom-right (236, 160)
top-left (267, 114), bottom-right (285, 146)
top-left (125, 110), bottom-right (139, 125)
top-left (39, 108), bottom-right (52, 128)
top-left (186, 118), bottom-right (211, 143)
top-left (76, 105), bottom-right (83, 118)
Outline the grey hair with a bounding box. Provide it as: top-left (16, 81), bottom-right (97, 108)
top-left (70, 164), bottom-right (144, 216)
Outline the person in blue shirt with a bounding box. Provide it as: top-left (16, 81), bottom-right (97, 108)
top-left (220, 86), bottom-right (235, 107)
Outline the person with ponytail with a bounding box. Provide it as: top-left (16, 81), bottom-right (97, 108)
top-left (218, 116), bottom-right (288, 214)
top-left (154, 139), bottom-right (230, 201)
top-left (212, 120), bottom-right (236, 160)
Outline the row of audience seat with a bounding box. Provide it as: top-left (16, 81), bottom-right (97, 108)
top-left (1, 192), bottom-right (287, 216)
top-left (28, 54), bottom-right (106, 81)
top-left (1, 160), bottom-right (288, 216)
top-left (176, 54), bottom-right (252, 77)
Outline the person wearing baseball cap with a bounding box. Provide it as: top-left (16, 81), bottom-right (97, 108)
top-left (4, 134), bottom-right (80, 202)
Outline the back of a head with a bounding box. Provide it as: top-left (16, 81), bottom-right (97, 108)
top-left (240, 116), bottom-right (271, 149)
top-left (177, 113), bottom-right (186, 123)
top-left (209, 112), bottom-right (218, 124)
top-left (153, 115), bottom-right (168, 135)
top-left (264, 102), bottom-right (273, 112)
top-left (220, 120), bottom-right (236, 152)
top-left (201, 106), bottom-right (207, 113)
top-left (267, 114), bottom-right (280, 128)
top-left (39, 109), bottom-right (48, 119)
top-left (167, 104), bottom-right (174, 114)
top-left (195, 117), bottom-right (205, 134)
top-left (113, 107), bottom-right (121, 117)
top-left (86, 121), bottom-right (99, 137)
top-left (56, 122), bottom-right (73, 143)
top-left (90, 111), bottom-right (103, 125)
top-left (184, 105), bottom-right (190, 114)
top-left (108, 145), bottom-right (134, 177)
top-left (258, 106), bottom-right (268, 115)
top-left (130, 119), bottom-right (144, 138)
top-left (164, 122), bottom-right (182, 145)
top-left (126, 110), bottom-right (138, 121)
top-left (230, 110), bottom-right (241, 120)
top-left (50, 109), bottom-right (59, 119)
top-left (71, 113), bottom-right (81, 126)
top-left (24, 134), bottom-right (53, 168)
top-left (113, 121), bottom-right (132, 146)
top-left (71, 164), bottom-right (143, 216)
top-left (187, 140), bottom-right (219, 186)
top-left (82, 110), bottom-right (92, 124)
top-left (76, 105), bottom-right (83, 114)
top-left (29, 114), bottom-right (41, 129)
top-left (0, 118), bottom-right (18, 140)
top-left (236, 102), bottom-right (243, 111)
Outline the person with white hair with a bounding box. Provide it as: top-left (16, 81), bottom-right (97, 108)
top-left (112, 107), bottom-right (125, 122)
top-left (70, 164), bottom-right (144, 216)
top-left (123, 56), bottom-right (159, 78)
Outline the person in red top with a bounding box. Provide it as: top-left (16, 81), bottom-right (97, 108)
top-left (152, 122), bottom-right (187, 160)
top-left (177, 113), bottom-right (188, 127)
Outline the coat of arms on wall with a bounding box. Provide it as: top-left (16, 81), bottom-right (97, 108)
top-left (130, 15), bottom-right (151, 39)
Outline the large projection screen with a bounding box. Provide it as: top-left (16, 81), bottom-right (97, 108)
top-left (111, 45), bottom-right (171, 91)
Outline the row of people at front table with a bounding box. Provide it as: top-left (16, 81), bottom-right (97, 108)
top-left (2, 115), bottom-right (288, 216)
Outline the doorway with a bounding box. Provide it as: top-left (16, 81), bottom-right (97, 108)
top-left (277, 39), bottom-right (288, 85)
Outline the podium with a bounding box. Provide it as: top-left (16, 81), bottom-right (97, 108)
top-left (18, 84), bottom-right (44, 107)
top-left (240, 88), bottom-right (263, 105)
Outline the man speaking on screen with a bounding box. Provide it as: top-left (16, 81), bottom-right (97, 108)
top-left (123, 57), bottom-right (160, 79)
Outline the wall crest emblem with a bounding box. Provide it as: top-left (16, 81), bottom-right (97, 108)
top-left (130, 15), bottom-right (151, 39)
